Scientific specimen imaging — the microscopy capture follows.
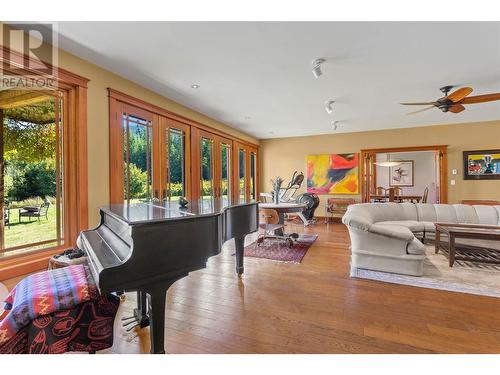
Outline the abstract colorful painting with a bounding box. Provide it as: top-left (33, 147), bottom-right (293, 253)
top-left (463, 150), bottom-right (500, 180)
top-left (306, 153), bottom-right (359, 194)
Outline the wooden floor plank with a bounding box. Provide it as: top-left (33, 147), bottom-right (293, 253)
top-left (3, 222), bottom-right (500, 353)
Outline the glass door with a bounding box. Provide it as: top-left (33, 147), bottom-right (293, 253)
top-left (122, 106), bottom-right (156, 204)
top-left (233, 142), bottom-right (259, 202)
top-left (200, 136), bottom-right (214, 205)
top-left (160, 119), bottom-right (190, 203)
top-left (219, 141), bottom-right (232, 205)
top-left (192, 128), bottom-right (233, 206)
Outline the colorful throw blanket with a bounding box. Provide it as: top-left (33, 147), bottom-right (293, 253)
top-left (0, 265), bottom-right (92, 345)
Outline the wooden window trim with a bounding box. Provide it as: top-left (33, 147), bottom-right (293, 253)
top-left (109, 89), bottom-right (259, 205)
top-left (0, 45), bottom-right (89, 280)
top-left (108, 88), bottom-right (258, 149)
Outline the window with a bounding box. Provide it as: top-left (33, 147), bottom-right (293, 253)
top-left (0, 91), bottom-right (65, 256)
top-left (123, 114), bottom-right (153, 203)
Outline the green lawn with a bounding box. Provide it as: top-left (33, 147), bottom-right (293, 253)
top-left (4, 205), bottom-right (58, 250)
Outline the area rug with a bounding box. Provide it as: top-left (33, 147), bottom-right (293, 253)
top-left (351, 246), bottom-right (500, 298)
top-left (242, 234), bottom-right (318, 263)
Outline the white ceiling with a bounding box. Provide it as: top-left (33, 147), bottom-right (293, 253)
top-left (51, 22), bottom-right (500, 139)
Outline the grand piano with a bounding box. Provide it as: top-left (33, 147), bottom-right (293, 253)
top-left (76, 198), bottom-right (258, 353)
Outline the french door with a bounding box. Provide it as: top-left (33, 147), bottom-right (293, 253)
top-left (110, 103), bottom-right (190, 204)
top-left (158, 118), bottom-right (190, 202)
top-left (191, 128), bottom-right (233, 205)
top-left (233, 142), bottom-right (258, 202)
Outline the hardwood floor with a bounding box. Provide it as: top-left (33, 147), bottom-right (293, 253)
top-left (3, 222), bottom-right (500, 353)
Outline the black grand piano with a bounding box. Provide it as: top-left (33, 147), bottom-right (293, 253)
top-left (76, 198), bottom-right (258, 353)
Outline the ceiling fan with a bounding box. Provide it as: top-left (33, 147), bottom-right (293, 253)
top-left (401, 85), bottom-right (500, 115)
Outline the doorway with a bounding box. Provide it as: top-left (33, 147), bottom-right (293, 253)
top-left (360, 145), bottom-right (448, 203)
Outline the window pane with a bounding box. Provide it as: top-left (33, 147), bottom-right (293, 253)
top-left (123, 114), bottom-right (153, 204)
top-left (168, 128), bottom-right (185, 201)
top-left (250, 152), bottom-right (256, 200)
top-left (200, 138), bottom-right (213, 206)
top-left (239, 149), bottom-right (246, 202)
top-left (220, 143), bottom-right (231, 205)
top-left (1, 91), bottom-right (64, 256)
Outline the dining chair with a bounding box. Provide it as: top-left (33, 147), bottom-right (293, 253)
top-left (421, 187), bottom-right (429, 203)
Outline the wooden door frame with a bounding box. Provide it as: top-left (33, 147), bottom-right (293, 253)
top-left (109, 101), bottom-right (157, 204)
top-left (191, 127), bottom-right (233, 202)
top-left (0, 45), bottom-right (89, 279)
top-left (360, 145), bottom-right (448, 203)
top-left (161, 118), bottom-right (191, 201)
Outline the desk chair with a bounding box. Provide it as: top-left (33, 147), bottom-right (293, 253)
top-left (256, 208), bottom-right (293, 248)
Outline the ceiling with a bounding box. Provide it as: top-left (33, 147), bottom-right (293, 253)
top-left (46, 22), bottom-right (500, 138)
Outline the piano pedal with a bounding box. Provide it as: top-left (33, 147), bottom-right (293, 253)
top-left (126, 322), bottom-right (140, 332)
top-left (123, 318), bottom-right (139, 327)
top-left (122, 315), bottom-right (137, 321)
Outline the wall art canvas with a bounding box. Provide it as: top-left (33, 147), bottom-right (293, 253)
top-left (463, 150), bottom-right (500, 180)
top-left (306, 153), bottom-right (359, 194)
top-left (389, 160), bottom-right (414, 187)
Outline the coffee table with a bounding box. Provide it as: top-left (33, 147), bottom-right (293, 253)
top-left (434, 223), bottom-right (500, 267)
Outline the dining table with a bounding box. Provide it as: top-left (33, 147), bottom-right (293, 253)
top-left (369, 194), bottom-right (423, 203)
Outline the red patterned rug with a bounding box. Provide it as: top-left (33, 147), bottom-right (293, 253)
top-left (243, 234), bottom-right (318, 263)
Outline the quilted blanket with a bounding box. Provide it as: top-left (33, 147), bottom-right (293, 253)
top-left (0, 265), bottom-right (92, 345)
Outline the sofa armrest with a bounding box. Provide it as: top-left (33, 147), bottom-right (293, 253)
top-left (342, 214), bottom-right (371, 231)
top-left (368, 223), bottom-right (415, 242)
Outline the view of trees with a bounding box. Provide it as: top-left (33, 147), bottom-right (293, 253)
top-left (124, 126), bottom-right (186, 200)
top-left (3, 100), bottom-right (58, 202)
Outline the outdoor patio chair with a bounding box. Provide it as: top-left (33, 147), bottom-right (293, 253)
top-left (19, 200), bottom-right (50, 222)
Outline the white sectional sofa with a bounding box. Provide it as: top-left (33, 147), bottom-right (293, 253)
top-left (341, 203), bottom-right (500, 276)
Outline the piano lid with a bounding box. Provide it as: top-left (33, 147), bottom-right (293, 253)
top-left (101, 198), bottom-right (256, 225)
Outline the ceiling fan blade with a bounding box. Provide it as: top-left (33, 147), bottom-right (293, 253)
top-left (406, 106), bottom-right (435, 115)
top-left (461, 93), bottom-right (500, 104)
top-left (400, 102), bottom-right (437, 106)
top-left (446, 87), bottom-right (473, 102)
top-left (448, 104), bottom-right (466, 113)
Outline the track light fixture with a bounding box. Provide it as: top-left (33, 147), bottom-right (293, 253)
top-left (325, 100), bottom-right (335, 114)
top-left (331, 121), bottom-right (340, 131)
top-left (312, 58), bottom-right (325, 78)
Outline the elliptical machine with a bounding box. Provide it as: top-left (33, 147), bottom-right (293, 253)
top-left (261, 171), bottom-right (320, 226)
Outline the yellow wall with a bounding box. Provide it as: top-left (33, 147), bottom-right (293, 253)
top-left (260, 120), bottom-right (500, 214)
top-left (2, 23), bottom-right (258, 226)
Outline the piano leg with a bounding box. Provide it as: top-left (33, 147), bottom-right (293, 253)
top-left (234, 236), bottom-right (245, 276)
top-left (147, 285), bottom-right (167, 354)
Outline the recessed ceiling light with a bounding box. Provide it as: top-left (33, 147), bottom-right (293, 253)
top-left (191, 84), bottom-right (200, 89)
top-left (244, 116), bottom-right (251, 120)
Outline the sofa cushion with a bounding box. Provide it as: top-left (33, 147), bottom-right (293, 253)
top-left (421, 221), bottom-right (437, 233)
top-left (434, 204), bottom-right (458, 223)
top-left (453, 204), bottom-right (479, 224)
top-left (473, 205), bottom-right (499, 225)
top-left (377, 220), bottom-right (424, 233)
top-left (415, 204), bottom-right (437, 222)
